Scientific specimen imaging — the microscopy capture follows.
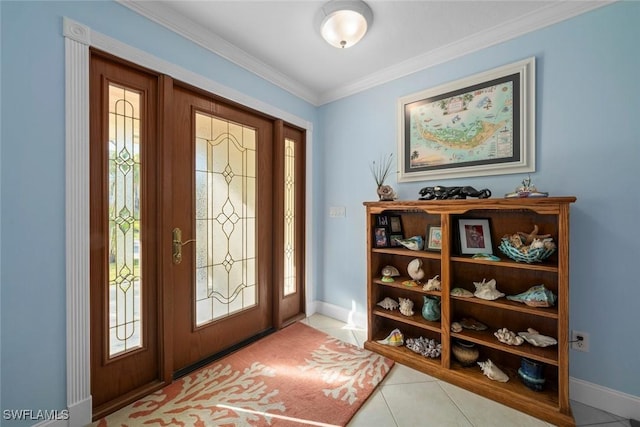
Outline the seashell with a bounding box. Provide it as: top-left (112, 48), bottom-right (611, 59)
top-left (460, 317), bottom-right (488, 331)
top-left (518, 328), bottom-right (558, 347)
top-left (407, 258), bottom-right (425, 282)
top-left (494, 328), bottom-right (524, 346)
top-left (405, 337), bottom-right (441, 358)
top-left (422, 274), bottom-right (441, 291)
top-left (377, 328), bottom-right (404, 346)
top-left (396, 236), bottom-right (424, 251)
top-left (398, 297), bottom-right (414, 316)
top-left (473, 278), bottom-right (505, 301)
top-left (451, 322), bottom-right (463, 333)
top-left (478, 359), bottom-right (509, 382)
top-left (451, 287), bottom-right (474, 298)
top-left (381, 265), bottom-right (400, 283)
top-left (376, 297), bottom-right (399, 311)
top-left (507, 284), bottom-right (557, 307)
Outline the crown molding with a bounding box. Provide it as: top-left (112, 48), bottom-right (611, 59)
top-left (318, 1), bottom-right (614, 104)
top-left (117, 0), bottom-right (320, 105)
top-left (118, 0), bottom-right (613, 106)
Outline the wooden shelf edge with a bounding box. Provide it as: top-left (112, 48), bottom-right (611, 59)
top-left (451, 295), bottom-right (560, 319)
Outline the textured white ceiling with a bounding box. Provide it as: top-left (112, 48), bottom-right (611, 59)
top-left (122, 1), bottom-right (611, 105)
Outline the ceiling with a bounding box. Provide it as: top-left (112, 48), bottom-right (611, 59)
top-left (120, 1), bottom-right (610, 105)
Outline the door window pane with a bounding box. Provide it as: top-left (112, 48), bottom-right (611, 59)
top-left (194, 112), bottom-right (257, 326)
top-left (108, 84), bottom-right (142, 357)
top-left (283, 138), bottom-right (296, 296)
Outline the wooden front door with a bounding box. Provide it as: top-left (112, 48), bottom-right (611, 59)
top-left (170, 83), bottom-right (274, 374)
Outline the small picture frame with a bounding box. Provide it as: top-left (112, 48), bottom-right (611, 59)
top-left (374, 227), bottom-right (390, 248)
top-left (426, 225), bottom-right (442, 251)
top-left (375, 214), bottom-right (389, 227)
top-left (389, 233), bottom-right (404, 247)
top-left (389, 215), bottom-right (403, 233)
top-left (457, 218), bottom-right (493, 255)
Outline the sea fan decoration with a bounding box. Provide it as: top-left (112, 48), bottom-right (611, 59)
top-left (370, 153), bottom-right (394, 187)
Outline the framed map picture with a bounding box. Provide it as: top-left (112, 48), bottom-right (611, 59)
top-left (397, 57), bottom-right (535, 181)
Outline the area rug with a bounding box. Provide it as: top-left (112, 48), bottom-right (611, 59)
top-left (94, 322), bottom-right (393, 427)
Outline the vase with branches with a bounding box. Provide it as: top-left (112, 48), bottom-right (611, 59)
top-left (370, 153), bottom-right (397, 201)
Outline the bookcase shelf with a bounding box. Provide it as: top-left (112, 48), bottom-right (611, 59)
top-left (364, 197), bottom-right (576, 426)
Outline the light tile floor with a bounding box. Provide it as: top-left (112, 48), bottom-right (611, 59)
top-left (301, 313), bottom-right (632, 427)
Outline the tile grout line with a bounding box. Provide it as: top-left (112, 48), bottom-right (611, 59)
top-left (436, 380), bottom-right (477, 427)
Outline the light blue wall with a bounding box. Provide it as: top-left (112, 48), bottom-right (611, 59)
top-left (1, 0), bottom-right (638, 424)
top-left (318, 1), bottom-right (639, 398)
top-left (0, 1), bottom-right (317, 425)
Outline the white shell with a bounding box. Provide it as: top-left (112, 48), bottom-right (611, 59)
top-left (473, 278), bottom-right (505, 300)
top-left (376, 297), bottom-right (399, 310)
top-left (381, 265), bottom-right (400, 277)
top-left (422, 274), bottom-right (441, 291)
top-left (407, 258), bottom-right (425, 282)
top-left (518, 328), bottom-right (558, 347)
top-left (477, 359), bottom-right (509, 382)
top-left (451, 322), bottom-right (463, 333)
top-left (494, 328), bottom-right (524, 346)
top-left (398, 297), bottom-right (415, 316)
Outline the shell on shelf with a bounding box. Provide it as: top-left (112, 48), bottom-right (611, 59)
top-left (473, 278), bottom-right (505, 300)
top-left (422, 274), bottom-right (441, 291)
top-left (494, 328), bottom-right (525, 346)
top-left (507, 284), bottom-right (557, 307)
top-left (478, 359), bottom-right (509, 382)
top-left (460, 317), bottom-right (488, 331)
top-left (381, 265), bottom-right (400, 283)
top-left (407, 258), bottom-right (425, 282)
top-left (451, 287), bottom-right (474, 298)
top-left (377, 328), bottom-right (404, 346)
top-left (396, 235), bottom-right (424, 251)
top-left (451, 322), bottom-right (463, 333)
top-left (398, 297), bottom-right (414, 317)
top-left (376, 297), bottom-right (399, 310)
top-left (405, 337), bottom-right (441, 358)
top-left (518, 328), bottom-right (558, 347)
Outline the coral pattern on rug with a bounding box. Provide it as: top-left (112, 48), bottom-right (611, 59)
top-left (94, 322), bottom-right (393, 427)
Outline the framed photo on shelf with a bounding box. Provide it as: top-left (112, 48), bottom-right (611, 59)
top-left (389, 215), bottom-right (403, 233)
top-left (397, 57), bottom-right (535, 182)
top-left (373, 227), bottom-right (390, 248)
top-left (457, 218), bottom-right (493, 255)
top-left (426, 225), bottom-right (442, 251)
top-left (389, 233), bottom-right (404, 247)
top-left (375, 214), bottom-right (389, 227)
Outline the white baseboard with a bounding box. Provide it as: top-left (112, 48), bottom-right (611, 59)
top-left (571, 377), bottom-right (640, 421)
top-left (313, 300), bottom-right (367, 329)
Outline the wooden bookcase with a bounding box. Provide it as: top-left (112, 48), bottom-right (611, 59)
top-left (363, 197), bottom-right (576, 426)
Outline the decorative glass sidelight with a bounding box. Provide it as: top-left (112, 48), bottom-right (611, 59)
top-left (108, 84), bottom-right (143, 357)
top-left (283, 138), bottom-right (296, 296)
top-left (194, 112), bottom-right (257, 327)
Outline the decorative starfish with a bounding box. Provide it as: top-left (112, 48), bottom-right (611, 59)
top-left (517, 225), bottom-right (551, 245)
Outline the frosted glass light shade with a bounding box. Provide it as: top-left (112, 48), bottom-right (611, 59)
top-left (318, 1), bottom-right (373, 49)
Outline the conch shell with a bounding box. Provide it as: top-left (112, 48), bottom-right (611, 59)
top-left (377, 328), bottom-right (404, 346)
top-left (478, 359), bottom-right (509, 382)
top-left (398, 297), bottom-right (414, 316)
top-left (473, 278), bottom-right (505, 300)
top-left (376, 297), bottom-right (399, 310)
top-left (422, 274), bottom-right (441, 291)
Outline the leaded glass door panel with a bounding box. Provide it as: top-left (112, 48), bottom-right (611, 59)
top-left (171, 84), bottom-right (273, 373)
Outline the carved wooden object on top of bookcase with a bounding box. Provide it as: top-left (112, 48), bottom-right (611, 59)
top-left (363, 197), bottom-right (576, 426)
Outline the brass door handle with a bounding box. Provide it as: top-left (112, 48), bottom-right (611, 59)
top-left (172, 227), bottom-right (195, 264)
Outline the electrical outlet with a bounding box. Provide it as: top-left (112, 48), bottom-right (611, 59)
top-left (571, 330), bottom-right (589, 352)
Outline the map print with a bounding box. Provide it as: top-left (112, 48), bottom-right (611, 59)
top-left (408, 81), bottom-right (514, 170)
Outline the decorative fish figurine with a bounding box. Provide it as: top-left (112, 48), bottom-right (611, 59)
top-left (377, 328), bottom-right (404, 346)
top-left (396, 235), bottom-right (424, 251)
top-left (507, 284), bottom-right (557, 307)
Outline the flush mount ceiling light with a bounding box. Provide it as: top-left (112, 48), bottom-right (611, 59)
top-left (317, 0), bottom-right (373, 49)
